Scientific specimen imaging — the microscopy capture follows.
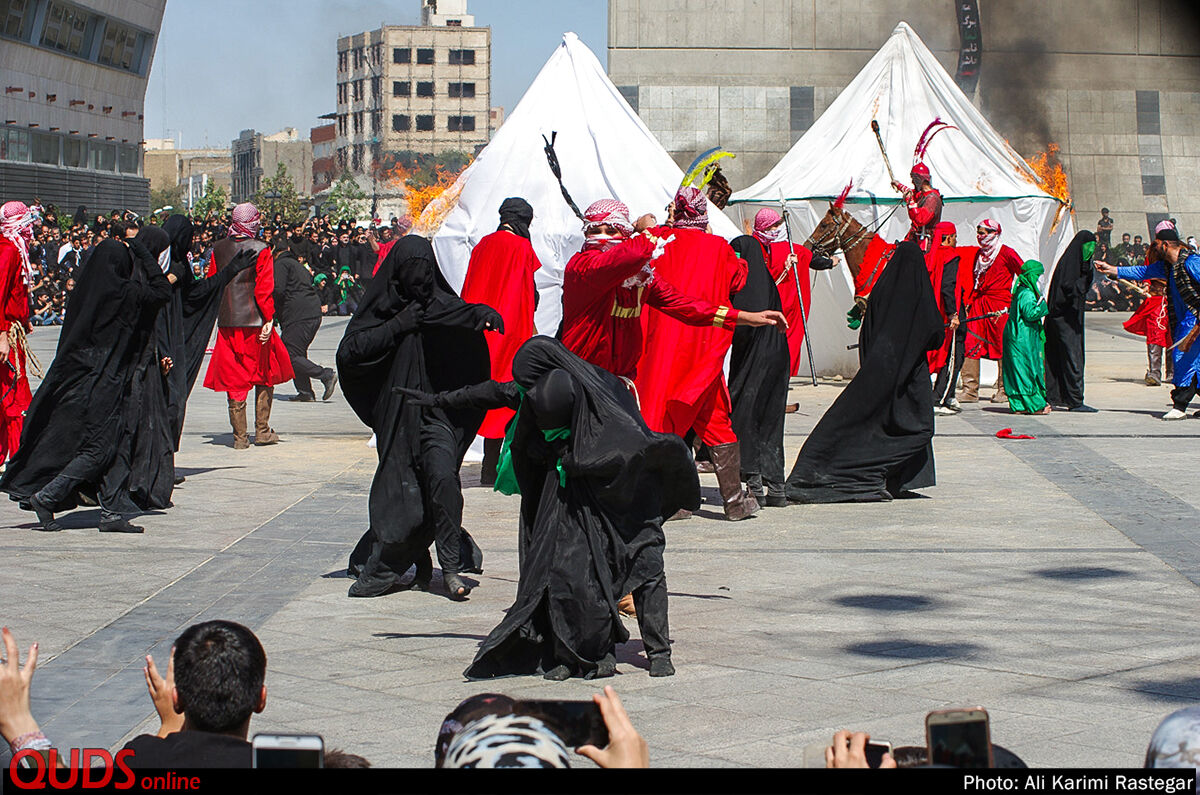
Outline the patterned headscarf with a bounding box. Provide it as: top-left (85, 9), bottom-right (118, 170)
top-left (435, 694), bottom-right (517, 767)
top-left (1, 201), bottom-right (38, 285)
top-left (672, 187), bottom-right (709, 230)
top-left (975, 219), bottom-right (1003, 282)
top-left (229, 203), bottom-right (262, 239)
top-left (1156, 220), bottom-right (1177, 236)
top-left (442, 714), bottom-right (571, 769)
top-left (583, 199), bottom-right (635, 237)
top-left (1144, 706), bottom-right (1200, 776)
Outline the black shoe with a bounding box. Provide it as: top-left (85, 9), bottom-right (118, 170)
top-left (765, 494), bottom-right (789, 508)
top-left (443, 572), bottom-right (472, 600)
top-left (294, 392), bottom-right (317, 403)
top-left (1070, 404), bottom-right (1099, 413)
top-left (543, 664), bottom-right (574, 681)
top-left (174, 475), bottom-right (186, 485)
top-left (320, 369), bottom-right (339, 401)
top-left (649, 657), bottom-right (676, 677)
top-left (29, 494), bottom-right (62, 532)
top-left (99, 517), bottom-right (144, 534)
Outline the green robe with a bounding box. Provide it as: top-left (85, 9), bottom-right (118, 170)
top-left (1003, 282), bottom-right (1049, 414)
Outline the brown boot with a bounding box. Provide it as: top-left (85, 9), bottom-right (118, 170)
top-left (618, 593), bottom-right (637, 619)
top-left (991, 366), bottom-right (1008, 403)
top-left (254, 386), bottom-right (280, 446)
top-left (710, 442), bottom-right (760, 521)
top-left (228, 399), bottom-right (249, 450)
top-left (958, 358), bottom-right (980, 403)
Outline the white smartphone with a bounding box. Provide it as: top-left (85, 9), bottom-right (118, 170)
top-left (925, 708), bottom-right (992, 768)
top-left (251, 734), bottom-right (324, 769)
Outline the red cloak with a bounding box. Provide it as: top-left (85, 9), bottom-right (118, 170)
top-left (203, 247), bottom-right (294, 399)
top-left (763, 241), bottom-right (812, 377)
top-left (962, 244), bottom-right (1024, 361)
top-left (0, 240), bottom-right (31, 460)
top-left (460, 230), bottom-right (542, 439)
top-left (635, 228), bottom-right (746, 433)
top-left (856, 235), bottom-right (896, 300)
top-left (1124, 290), bottom-right (1171, 348)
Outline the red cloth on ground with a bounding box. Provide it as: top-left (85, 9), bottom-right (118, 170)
top-left (661, 377), bottom-right (737, 446)
top-left (0, 240), bottom-right (30, 461)
top-left (203, 246), bottom-right (294, 398)
top-left (561, 236), bottom-right (738, 380)
top-left (460, 230), bottom-right (542, 438)
top-left (635, 227), bottom-right (746, 433)
top-left (855, 235), bottom-right (896, 299)
top-left (1124, 293), bottom-right (1171, 347)
top-left (763, 241), bottom-right (812, 377)
top-left (962, 244), bottom-right (1024, 361)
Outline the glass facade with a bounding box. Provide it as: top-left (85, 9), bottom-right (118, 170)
top-left (1, 0), bottom-right (154, 75)
top-left (0, 127), bottom-right (140, 174)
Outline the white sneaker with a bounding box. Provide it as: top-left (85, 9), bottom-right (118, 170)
top-left (1162, 408), bottom-right (1187, 421)
top-left (367, 433), bottom-right (378, 448)
top-left (934, 406), bottom-right (955, 417)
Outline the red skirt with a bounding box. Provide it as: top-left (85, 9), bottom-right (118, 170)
top-left (1, 345), bottom-right (31, 461)
top-left (1124, 296), bottom-right (1171, 348)
top-left (203, 327), bottom-right (294, 398)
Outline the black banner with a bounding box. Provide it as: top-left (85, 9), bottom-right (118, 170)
top-left (956, 0), bottom-right (983, 95)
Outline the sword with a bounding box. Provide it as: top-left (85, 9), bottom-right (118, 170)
top-left (779, 191), bottom-right (819, 387)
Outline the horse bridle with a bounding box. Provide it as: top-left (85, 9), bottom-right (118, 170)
top-left (804, 204), bottom-right (900, 257)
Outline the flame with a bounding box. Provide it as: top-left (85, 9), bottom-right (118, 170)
top-left (370, 157), bottom-right (473, 233)
top-left (1022, 143), bottom-right (1073, 233)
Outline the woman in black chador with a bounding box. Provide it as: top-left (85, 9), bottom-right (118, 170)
top-left (337, 236), bottom-right (502, 600)
top-left (407, 337), bottom-right (700, 680)
top-left (1044, 230), bottom-right (1098, 412)
top-left (786, 241), bottom-right (944, 504)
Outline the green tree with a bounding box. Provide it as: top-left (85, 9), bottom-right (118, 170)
top-left (253, 162), bottom-right (306, 224)
top-left (327, 173), bottom-right (368, 222)
top-left (150, 185), bottom-right (185, 215)
top-left (191, 182), bottom-right (229, 221)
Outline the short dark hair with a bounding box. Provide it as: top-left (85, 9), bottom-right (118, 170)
top-left (1101, 208), bottom-right (1110, 214)
top-left (173, 621), bottom-right (266, 734)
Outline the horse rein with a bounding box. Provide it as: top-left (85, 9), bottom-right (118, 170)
top-left (804, 204), bottom-right (901, 257)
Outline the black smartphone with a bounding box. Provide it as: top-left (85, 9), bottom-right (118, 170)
top-left (864, 740), bottom-right (893, 768)
top-left (514, 700), bottom-right (608, 748)
top-left (925, 708), bottom-right (993, 768)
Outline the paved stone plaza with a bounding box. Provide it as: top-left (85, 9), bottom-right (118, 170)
top-left (1, 314), bottom-right (1197, 769)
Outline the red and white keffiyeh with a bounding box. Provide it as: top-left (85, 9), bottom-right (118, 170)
top-left (583, 199), bottom-right (635, 237)
top-left (753, 208), bottom-right (785, 245)
top-left (672, 187), bottom-right (709, 230)
top-left (229, 202), bottom-right (262, 239)
top-left (975, 219), bottom-right (1002, 283)
top-left (1, 201), bottom-right (37, 286)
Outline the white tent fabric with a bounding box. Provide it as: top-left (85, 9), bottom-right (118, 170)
top-left (730, 21), bottom-right (1075, 378)
top-left (433, 32), bottom-right (741, 337)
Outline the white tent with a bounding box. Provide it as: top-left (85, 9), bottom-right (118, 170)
top-left (432, 32), bottom-right (742, 336)
top-left (730, 21), bottom-right (1075, 377)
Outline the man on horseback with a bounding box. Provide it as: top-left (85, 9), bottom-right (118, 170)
top-left (892, 162), bottom-right (943, 253)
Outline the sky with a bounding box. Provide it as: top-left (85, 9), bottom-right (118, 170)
top-left (143, 0), bottom-right (607, 148)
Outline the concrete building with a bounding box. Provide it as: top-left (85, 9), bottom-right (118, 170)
top-left (230, 128), bottom-right (314, 204)
top-left (335, 0), bottom-right (491, 171)
top-left (608, 0), bottom-right (1200, 238)
top-left (311, 123), bottom-right (337, 194)
top-left (144, 138), bottom-right (232, 209)
top-left (0, 0), bottom-right (166, 212)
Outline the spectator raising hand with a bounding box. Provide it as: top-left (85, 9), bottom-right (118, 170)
top-left (144, 647), bottom-right (183, 738)
top-left (825, 730), bottom-right (897, 769)
top-left (576, 686), bottom-right (650, 769)
top-left (0, 627), bottom-right (47, 757)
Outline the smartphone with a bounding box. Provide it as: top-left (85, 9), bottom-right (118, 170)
top-left (251, 734), bottom-right (324, 769)
top-left (864, 740), bottom-right (893, 768)
top-left (925, 708), bottom-right (992, 768)
top-left (514, 700), bottom-right (609, 748)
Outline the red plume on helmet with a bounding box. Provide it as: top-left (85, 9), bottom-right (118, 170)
top-left (912, 117), bottom-right (957, 180)
top-left (833, 181), bottom-right (853, 210)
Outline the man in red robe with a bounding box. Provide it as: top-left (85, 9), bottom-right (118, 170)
top-left (958, 219), bottom-right (1024, 404)
top-left (637, 188), bottom-right (772, 522)
top-left (0, 202), bottom-right (36, 465)
top-left (892, 163), bottom-right (943, 252)
top-left (752, 209), bottom-right (812, 378)
top-left (561, 198), bottom-right (785, 521)
top-left (460, 198), bottom-right (542, 485)
top-left (203, 203), bottom-right (294, 449)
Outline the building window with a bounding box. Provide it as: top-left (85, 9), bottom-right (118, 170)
top-left (353, 112), bottom-right (363, 134)
top-left (353, 47), bottom-right (363, 69)
top-left (448, 82), bottom-right (476, 99)
top-left (393, 47), bottom-right (410, 64)
top-left (337, 115), bottom-right (348, 136)
top-left (417, 81), bottom-right (434, 98)
top-left (338, 83), bottom-right (347, 104)
top-left (62, 137), bottom-right (84, 168)
top-left (392, 114), bottom-right (411, 132)
top-left (448, 115), bottom-right (476, 132)
top-left (98, 21), bottom-right (138, 70)
top-left (88, 141), bottom-right (116, 172)
top-left (353, 81), bottom-right (363, 102)
top-left (338, 50), bottom-right (348, 71)
top-left (371, 111), bottom-right (381, 135)
top-left (40, 1), bottom-right (91, 56)
top-left (417, 48), bottom-right (434, 65)
top-left (2, 0), bottom-right (34, 40)
top-left (447, 19), bottom-right (462, 27)
top-left (31, 132), bottom-right (59, 165)
top-left (416, 115), bottom-right (434, 132)
top-left (118, 144), bottom-right (138, 174)
top-left (393, 81), bottom-right (411, 97)
top-left (449, 49), bottom-right (475, 65)
top-left (371, 77), bottom-right (381, 102)
top-left (0, 128), bottom-right (30, 162)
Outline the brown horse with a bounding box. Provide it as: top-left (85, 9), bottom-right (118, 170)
top-left (802, 203), bottom-right (895, 307)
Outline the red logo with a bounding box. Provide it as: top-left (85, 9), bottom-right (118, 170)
top-left (8, 748), bottom-right (136, 790)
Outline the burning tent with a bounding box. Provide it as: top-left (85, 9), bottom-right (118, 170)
top-left (430, 32), bottom-right (741, 335)
top-left (730, 22), bottom-right (1076, 377)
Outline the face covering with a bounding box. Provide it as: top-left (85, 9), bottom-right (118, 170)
top-left (1081, 241), bottom-right (1096, 263)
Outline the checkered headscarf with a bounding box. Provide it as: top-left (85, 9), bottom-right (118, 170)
top-left (583, 199), bottom-right (634, 236)
top-left (672, 187), bottom-right (709, 230)
top-left (230, 203), bottom-right (262, 239)
top-left (753, 208), bottom-right (785, 245)
top-left (1, 201), bottom-right (37, 285)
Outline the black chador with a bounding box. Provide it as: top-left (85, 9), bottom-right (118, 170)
top-left (337, 237), bottom-right (501, 599)
top-left (1045, 231), bottom-right (1097, 412)
top-left (728, 235), bottom-right (791, 507)
top-left (1, 236), bottom-right (173, 532)
top-left (786, 242), bottom-right (943, 503)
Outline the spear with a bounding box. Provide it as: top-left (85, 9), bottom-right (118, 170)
top-left (778, 191), bottom-right (819, 387)
top-left (871, 120), bottom-right (898, 187)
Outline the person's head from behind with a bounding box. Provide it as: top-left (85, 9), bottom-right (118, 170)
top-left (172, 621), bottom-right (267, 737)
top-left (1145, 706), bottom-right (1200, 776)
top-left (441, 713), bottom-right (570, 769)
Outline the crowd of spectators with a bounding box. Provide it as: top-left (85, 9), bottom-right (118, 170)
top-left (1088, 210), bottom-right (1197, 312)
top-left (13, 200), bottom-right (416, 327)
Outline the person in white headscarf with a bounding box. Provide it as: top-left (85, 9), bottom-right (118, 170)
top-left (0, 201), bottom-right (37, 464)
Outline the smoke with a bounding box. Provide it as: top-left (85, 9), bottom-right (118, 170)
top-left (979, 38), bottom-right (1053, 159)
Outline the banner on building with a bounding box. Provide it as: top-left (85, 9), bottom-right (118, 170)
top-left (956, 0), bottom-right (982, 96)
